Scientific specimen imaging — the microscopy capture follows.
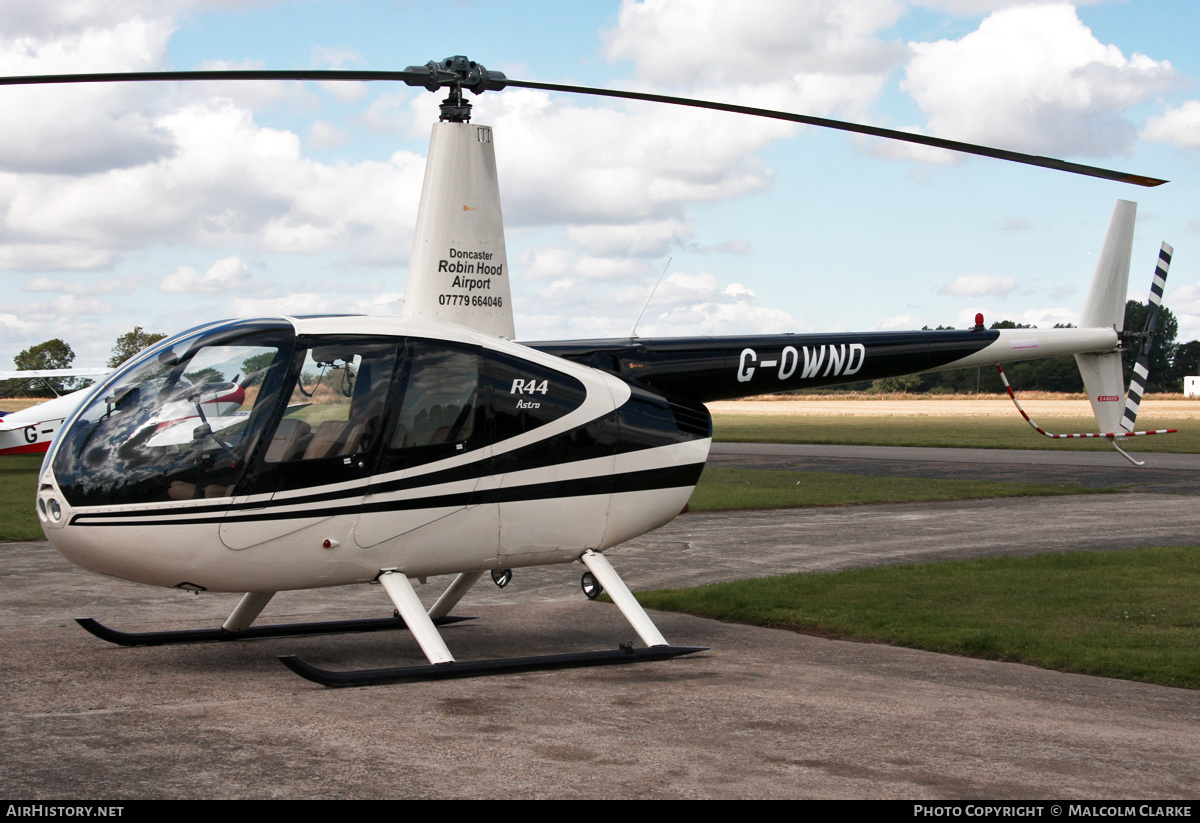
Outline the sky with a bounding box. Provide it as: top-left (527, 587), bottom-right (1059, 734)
top-left (1, 0), bottom-right (1199, 368)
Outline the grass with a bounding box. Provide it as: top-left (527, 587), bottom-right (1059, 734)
top-left (635, 546), bottom-right (1200, 689)
top-left (688, 467), bottom-right (1109, 511)
top-left (1, 455), bottom-right (46, 541)
top-left (712, 413), bottom-right (1200, 453)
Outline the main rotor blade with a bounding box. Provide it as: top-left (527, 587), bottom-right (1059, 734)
top-left (0, 67), bottom-right (1167, 187)
top-left (0, 69), bottom-right (444, 87)
top-left (504, 79), bottom-right (1167, 188)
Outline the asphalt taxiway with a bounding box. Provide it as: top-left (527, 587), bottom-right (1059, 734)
top-left (2, 444), bottom-right (1197, 799)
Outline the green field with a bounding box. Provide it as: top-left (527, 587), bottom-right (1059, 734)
top-left (1, 455), bottom-right (45, 541)
top-left (689, 467), bottom-right (1108, 511)
top-left (712, 413), bottom-right (1200, 452)
top-left (635, 547), bottom-right (1200, 689)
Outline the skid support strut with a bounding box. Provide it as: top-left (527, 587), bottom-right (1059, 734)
top-left (279, 558), bottom-right (707, 687)
top-left (579, 550), bottom-right (667, 647)
top-left (429, 571), bottom-right (484, 620)
top-left (379, 570), bottom-right (455, 665)
top-left (223, 592), bottom-right (275, 632)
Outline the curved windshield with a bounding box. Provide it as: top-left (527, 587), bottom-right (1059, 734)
top-left (53, 322), bottom-right (294, 507)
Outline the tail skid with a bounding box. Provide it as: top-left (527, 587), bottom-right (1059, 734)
top-left (997, 365), bottom-right (1176, 466)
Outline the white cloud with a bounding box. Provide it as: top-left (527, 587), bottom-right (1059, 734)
top-left (603, 0), bottom-right (906, 87)
top-left (955, 305), bottom-right (1077, 328)
top-left (474, 1), bottom-right (928, 240)
top-left (871, 314), bottom-right (916, 331)
top-left (513, 256), bottom-right (802, 340)
top-left (939, 274), bottom-right (1019, 296)
top-left (0, 98), bottom-right (427, 270)
top-left (911, 0), bottom-right (1098, 14)
top-left (226, 287), bottom-right (404, 319)
top-left (859, 126), bottom-right (961, 165)
top-left (1168, 282), bottom-right (1200, 318)
top-left (636, 273), bottom-right (801, 336)
top-left (1142, 100), bottom-right (1200, 149)
top-left (0, 245), bottom-right (115, 271)
top-left (0, 17), bottom-right (177, 174)
top-left (309, 120), bottom-right (351, 150)
top-left (161, 257), bottom-right (256, 293)
top-left (1018, 307), bottom-right (1078, 327)
top-left (521, 268), bottom-right (773, 341)
top-left (566, 218), bottom-right (690, 258)
top-left (311, 46), bottom-right (368, 103)
top-left (691, 240), bottom-right (752, 255)
top-left (0, 295), bottom-right (116, 317)
top-left (489, 89), bottom-right (781, 229)
top-left (25, 275), bottom-right (143, 295)
top-left (903, 4), bottom-right (1175, 157)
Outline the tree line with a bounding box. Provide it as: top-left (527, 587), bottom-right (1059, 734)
top-left (5, 301), bottom-right (1199, 399)
top-left (2, 327), bottom-right (165, 397)
top-left (826, 301), bottom-right (1196, 395)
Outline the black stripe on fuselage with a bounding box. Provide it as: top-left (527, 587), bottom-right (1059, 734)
top-left (65, 461), bottom-right (705, 528)
top-left (528, 329), bottom-right (1002, 402)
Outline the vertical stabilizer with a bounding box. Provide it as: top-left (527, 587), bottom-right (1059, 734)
top-left (1079, 199), bottom-right (1136, 332)
top-left (1074, 200), bottom-right (1137, 433)
top-left (402, 121), bottom-right (515, 338)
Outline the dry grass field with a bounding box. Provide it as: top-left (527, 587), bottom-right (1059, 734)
top-left (707, 393), bottom-right (1200, 420)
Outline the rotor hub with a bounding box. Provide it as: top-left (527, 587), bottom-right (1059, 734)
top-left (402, 55), bottom-right (508, 123)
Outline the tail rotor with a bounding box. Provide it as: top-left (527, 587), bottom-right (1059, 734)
top-left (1000, 215), bottom-right (1178, 466)
top-left (1120, 243), bottom-right (1174, 433)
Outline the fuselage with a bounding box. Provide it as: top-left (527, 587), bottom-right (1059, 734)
top-left (37, 315), bottom-right (711, 592)
top-left (36, 314), bottom-right (1118, 594)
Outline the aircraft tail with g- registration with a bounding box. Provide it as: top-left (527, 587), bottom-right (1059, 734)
top-left (530, 199), bottom-right (1175, 464)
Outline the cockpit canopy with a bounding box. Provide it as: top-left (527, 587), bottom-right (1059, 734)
top-left (52, 320), bottom-right (295, 507)
top-left (50, 318), bottom-right (594, 508)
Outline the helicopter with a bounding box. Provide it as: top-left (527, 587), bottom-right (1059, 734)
top-left (13, 57), bottom-right (1176, 686)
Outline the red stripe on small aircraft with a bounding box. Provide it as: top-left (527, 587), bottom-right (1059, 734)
top-left (0, 441), bottom-right (49, 456)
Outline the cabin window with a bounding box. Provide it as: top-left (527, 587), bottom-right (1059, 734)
top-left (390, 343), bottom-right (479, 449)
top-left (265, 342), bottom-right (397, 463)
top-left (484, 350), bottom-right (587, 442)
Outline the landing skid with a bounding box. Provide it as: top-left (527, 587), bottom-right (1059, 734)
top-left (279, 552), bottom-right (706, 688)
top-left (75, 614), bottom-right (474, 647)
top-left (279, 644), bottom-right (708, 687)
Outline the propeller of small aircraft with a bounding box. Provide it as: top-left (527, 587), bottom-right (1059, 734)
top-left (0, 55), bottom-right (1168, 186)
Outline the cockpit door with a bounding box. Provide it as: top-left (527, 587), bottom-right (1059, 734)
top-left (354, 339), bottom-right (498, 572)
top-left (219, 339), bottom-right (398, 553)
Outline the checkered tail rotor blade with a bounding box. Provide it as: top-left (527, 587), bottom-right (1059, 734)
top-left (1121, 243), bottom-right (1173, 432)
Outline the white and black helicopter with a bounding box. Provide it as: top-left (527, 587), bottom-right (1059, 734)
top-left (11, 57), bottom-right (1176, 686)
